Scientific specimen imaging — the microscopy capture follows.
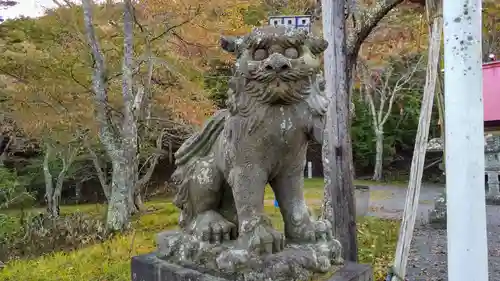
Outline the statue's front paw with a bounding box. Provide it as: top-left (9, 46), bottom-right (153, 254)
top-left (293, 219), bottom-right (334, 244)
top-left (237, 215), bottom-right (285, 255)
top-left (188, 210), bottom-right (237, 244)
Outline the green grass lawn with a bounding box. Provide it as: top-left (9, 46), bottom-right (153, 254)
top-left (0, 179), bottom-right (400, 281)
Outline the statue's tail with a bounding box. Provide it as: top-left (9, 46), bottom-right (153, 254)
top-left (170, 109), bottom-right (229, 227)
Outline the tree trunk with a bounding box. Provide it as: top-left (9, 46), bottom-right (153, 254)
top-left (83, 0), bottom-right (143, 232)
top-left (105, 0), bottom-right (141, 231)
top-left (75, 181), bottom-right (82, 204)
top-left (43, 143), bottom-right (76, 218)
top-left (132, 130), bottom-right (165, 213)
top-left (321, 0), bottom-right (358, 262)
top-left (106, 156), bottom-right (135, 231)
top-left (43, 145), bottom-right (56, 217)
top-left (133, 191), bottom-right (144, 212)
top-left (86, 144), bottom-right (111, 201)
top-left (373, 129), bottom-right (384, 181)
top-left (51, 177), bottom-right (63, 218)
top-left (52, 153), bottom-right (74, 217)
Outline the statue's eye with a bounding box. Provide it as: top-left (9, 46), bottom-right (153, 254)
top-left (284, 47), bottom-right (299, 59)
top-left (253, 49), bottom-right (268, 60)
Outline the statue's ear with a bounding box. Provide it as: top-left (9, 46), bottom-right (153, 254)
top-left (307, 38), bottom-right (329, 55)
top-left (220, 36), bottom-right (239, 54)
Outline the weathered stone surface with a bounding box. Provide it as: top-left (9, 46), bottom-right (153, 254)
top-left (428, 191), bottom-right (446, 229)
top-left (156, 230), bottom-right (343, 281)
top-left (132, 254), bottom-right (371, 281)
top-left (485, 134), bottom-right (500, 154)
top-left (426, 137), bottom-right (444, 152)
top-left (156, 25), bottom-right (343, 280)
top-left (170, 26), bottom-right (334, 251)
top-left (486, 195), bottom-right (500, 205)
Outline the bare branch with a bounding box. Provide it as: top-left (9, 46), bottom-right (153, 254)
top-left (55, 144), bottom-right (77, 192)
top-left (347, 0), bottom-right (404, 59)
top-left (51, 0), bottom-right (73, 8)
top-left (136, 129), bottom-right (166, 190)
top-left (85, 142), bottom-right (111, 200)
top-left (43, 143), bottom-right (54, 214)
top-left (381, 57), bottom-right (423, 125)
top-left (149, 6), bottom-right (201, 43)
top-left (376, 67), bottom-right (394, 123)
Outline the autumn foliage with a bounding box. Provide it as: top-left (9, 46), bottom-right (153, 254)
top-left (0, 0), bottom-right (435, 142)
top-left (0, 2), bottom-right (224, 142)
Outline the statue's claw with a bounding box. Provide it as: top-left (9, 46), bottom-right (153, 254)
top-left (188, 210), bottom-right (237, 244)
top-left (311, 219), bottom-right (333, 242)
top-left (293, 219), bottom-right (334, 244)
top-left (237, 215), bottom-right (285, 255)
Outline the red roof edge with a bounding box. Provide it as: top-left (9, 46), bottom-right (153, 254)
top-left (483, 60), bottom-right (500, 69)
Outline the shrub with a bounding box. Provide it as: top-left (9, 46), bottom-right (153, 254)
top-left (0, 167), bottom-right (33, 209)
top-left (0, 212), bottom-right (108, 261)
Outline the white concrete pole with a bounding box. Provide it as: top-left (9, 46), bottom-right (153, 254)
top-left (307, 161), bottom-right (313, 179)
top-left (443, 0), bottom-right (489, 280)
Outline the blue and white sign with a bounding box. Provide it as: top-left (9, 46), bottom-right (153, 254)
top-left (268, 15), bottom-right (311, 33)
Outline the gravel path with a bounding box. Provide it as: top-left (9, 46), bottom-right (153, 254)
top-left (365, 184), bottom-right (444, 224)
top-left (405, 206), bottom-right (500, 281)
top-left (366, 184), bottom-right (500, 280)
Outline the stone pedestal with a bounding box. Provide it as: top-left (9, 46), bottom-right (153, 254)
top-left (152, 230), bottom-right (344, 281)
top-left (131, 253), bottom-right (228, 281)
top-left (131, 253), bottom-right (372, 281)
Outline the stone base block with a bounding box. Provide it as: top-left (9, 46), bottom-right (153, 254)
top-left (329, 262), bottom-right (373, 281)
top-left (131, 253), bottom-right (228, 281)
top-left (131, 253), bottom-right (372, 281)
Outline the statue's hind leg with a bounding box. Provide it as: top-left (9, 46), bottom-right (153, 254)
top-left (177, 157), bottom-right (237, 244)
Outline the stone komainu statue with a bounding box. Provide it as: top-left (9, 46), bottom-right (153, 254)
top-left (162, 26), bottom-right (342, 281)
